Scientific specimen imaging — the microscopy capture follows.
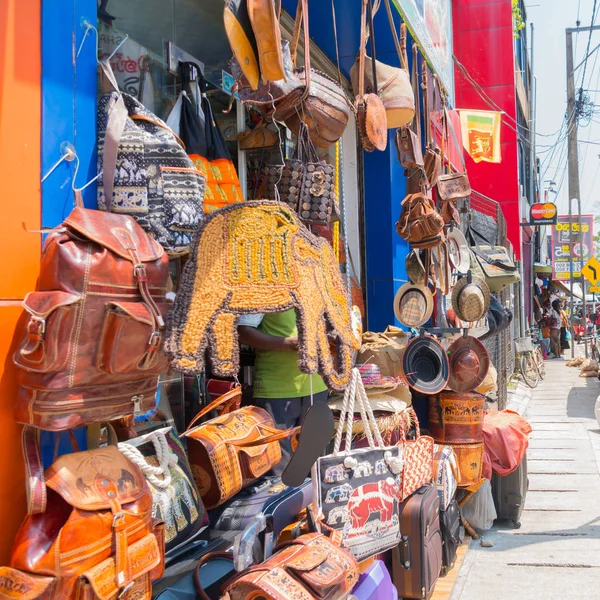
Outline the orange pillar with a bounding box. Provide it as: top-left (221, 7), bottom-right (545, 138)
top-left (0, 0), bottom-right (41, 561)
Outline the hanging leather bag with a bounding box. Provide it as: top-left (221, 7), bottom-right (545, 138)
top-left (422, 67), bottom-right (442, 187)
top-left (353, 0), bottom-right (388, 152)
top-left (396, 192), bottom-right (445, 248)
top-left (396, 42), bottom-right (424, 168)
top-left (0, 447), bottom-right (165, 600)
top-left (194, 533), bottom-right (360, 600)
top-left (182, 388), bottom-right (299, 509)
top-left (248, 0), bottom-right (285, 83)
top-left (237, 119), bottom-right (278, 149)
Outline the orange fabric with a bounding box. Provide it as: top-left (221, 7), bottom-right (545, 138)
top-left (482, 410), bottom-right (532, 479)
top-left (0, 0), bottom-right (41, 563)
top-left (190, 154), bottom-right (244, 213)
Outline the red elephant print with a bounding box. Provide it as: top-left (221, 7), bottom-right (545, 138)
top-left (346, 478), bottom-right (401, 531)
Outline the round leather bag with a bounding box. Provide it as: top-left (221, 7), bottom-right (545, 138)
top-left (428, 391), bottom-right (485, 444)
top-left (356, 93), bottom-right (388, 152)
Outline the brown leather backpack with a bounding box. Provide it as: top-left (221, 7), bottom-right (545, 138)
top-left (396, 192), bottom-right (445, 248)
top-left (14, 205), bottom-right (170, 433)
top-left (0, 447), bottom-right (164, 600)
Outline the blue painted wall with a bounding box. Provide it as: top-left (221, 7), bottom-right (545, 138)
top-left (282, 0), bottom-right (411, 331)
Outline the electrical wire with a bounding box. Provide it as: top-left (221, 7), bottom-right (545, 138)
top-left (580, 0), bottom-right (599, 97)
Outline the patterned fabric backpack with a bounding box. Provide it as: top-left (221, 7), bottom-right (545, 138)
top-left (97, 60), bottom-right (205, 255)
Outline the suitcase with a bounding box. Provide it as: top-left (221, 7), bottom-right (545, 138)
top-left (209, 475), bottom-right (313, 557)
top-left (439, 499), bottom-right (463, 576)
top-left (392, 485), bottom-right (443, 600)
top-left (491, 454), bottom-right (528, 529)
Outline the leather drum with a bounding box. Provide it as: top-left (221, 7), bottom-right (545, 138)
top-left (428, 392), bottom-right (485, 444)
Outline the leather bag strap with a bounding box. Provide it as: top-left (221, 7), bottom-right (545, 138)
top-left (182, 387), bottom-right (242, 434)
top-left (471, 247), bottom-right (518, 272)
top-left (366, 0), bottom-right (379, 94)
top-left (383, 0), bottom-right (407, 69)
top-left (291, 0), bottom-right (311, 99)
top-left (412, 43), bottom-right (421, 140)
top-left (22, 426), bottom-right (46, 515)
top-left (193, 552), bottom-right (234, 600)
top-left (358, 0), bottom-right (368, 99)
top-left (422, 65), bottom-right (432, 146)
top-left (99, 60), bottom-right (129, 212)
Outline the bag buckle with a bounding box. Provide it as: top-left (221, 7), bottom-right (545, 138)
top-left (134, 264), bottom-right (147, 282)
top-left (131, 395), bottom-right (143, 414)
top-left (118, 581), bottom-right (134, 598)
top-left (148, 332), bottom-right (161, 349)
top-left (27, 316), bottom-right (45, 338)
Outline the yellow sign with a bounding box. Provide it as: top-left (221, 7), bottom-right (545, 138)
top-left (589, 285), bottom-right (600, 293)
top-left (581, 256), bottom-right (600, 286)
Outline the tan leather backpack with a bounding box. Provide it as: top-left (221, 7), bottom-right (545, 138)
top-left (0, 447), bottom-right (164, 600)
top-left (396, 192), bottom-right (445, 248)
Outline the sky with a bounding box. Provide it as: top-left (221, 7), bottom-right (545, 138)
top-left (530, 0), bottom-right (600, 217)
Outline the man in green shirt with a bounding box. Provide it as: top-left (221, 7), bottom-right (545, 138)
top-left (238, 309), bottom-right (329, 475)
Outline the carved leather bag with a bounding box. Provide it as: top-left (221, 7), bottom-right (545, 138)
top-left (182, 389), bottom-right (299, 509)
top-left (13, 206), bottom-right (170, 433)
top-left (428, 392), bottom-right (485, 444)
top-left (0, 447), bottom-right (164, 600)
top-left (194, 534), bottom-right (360, 600)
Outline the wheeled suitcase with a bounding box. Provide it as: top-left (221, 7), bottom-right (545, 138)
top-left (209, 475), bottom-right (313, 556)
top-left (491, 454), bottom-right (528, 528)
top-left (392, 485), bottom-right (443, 599)
top-left (439, 499), bottom-right (463, 576)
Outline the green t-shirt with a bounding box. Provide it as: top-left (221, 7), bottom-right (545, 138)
top-left (253, 309), bottom-right (327, 399)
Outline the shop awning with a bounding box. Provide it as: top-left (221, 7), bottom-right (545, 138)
top-left (553, 279), bottom-right (583, 299)
top-left (534, 264), bottom-right (552, 275)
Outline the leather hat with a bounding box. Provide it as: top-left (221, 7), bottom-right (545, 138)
top-left (447, 228), bottom-right (470, 274)
top-left (224, 0), bottom-right (260, 90)
top-left (394, 282), bottom-right (434, 328)
top-left (447, 335), bottom-right (490, 393)
top-left (451, 275), bottom-right (491, 323)
top-left (401, 334), bottom-right (449, 394)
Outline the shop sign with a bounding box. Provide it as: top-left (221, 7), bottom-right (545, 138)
top-left (589, 285), bottom-right (600, 293)
top-left (551, 214), bottom-right (594, 281)
top-left (392, 0), bottom-right (454, 100)
top-left (529, 202), bottom-right (557, 226)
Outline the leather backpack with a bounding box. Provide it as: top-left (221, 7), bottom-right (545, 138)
top-left (0, 447), bottom-right (164, 600)
top-left (396, 192), bottom-right (445, 248)
top-left (14, 204), bottom-right (170, 435)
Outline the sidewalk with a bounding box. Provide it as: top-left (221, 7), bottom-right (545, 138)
top-left (449, 353), bottom-right (600, 600)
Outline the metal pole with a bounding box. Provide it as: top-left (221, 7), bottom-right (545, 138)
top-left (566, 29), bottom-right (580, 359)
top-left (578, 198), bottom-right (588, 358)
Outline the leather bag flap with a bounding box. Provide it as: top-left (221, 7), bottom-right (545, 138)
top-left (237, 443), bottom-right (272, 458)
top-left (284, 545), bottom-right (329, 572)
top-left (0, 567), bottom-right (55, 600)
top-left (64, 207), bottom-right (164, 263)
top-left (108, 301), bottom-right (155, 326)
top-left (80, 533), bottom-right (160, 600)
top-left (45, 446), bottom-right (146, 510)
top-left (22, 291), bottom-right (81, 318)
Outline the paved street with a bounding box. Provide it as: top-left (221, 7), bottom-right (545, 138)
top-left (450, 353), bottom-right (600, 600)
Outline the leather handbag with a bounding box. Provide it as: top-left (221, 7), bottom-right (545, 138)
top-left (263, 121), bottom-right (336, 225)
top-left (283, 0), bottom-right (351, 147)
top-left (248, 0), bottom-right (285, 83)
top-left (396, 192), bottom-right (445, 248)
top-left (224, 0), bottom-right (260, 90)
top-left (398, 407), bottom-right (435, 500)
top-left (353, 0), bottom-right (387, 152)
top-left (450, 442), bottom-right (484, 487)
top-left (0, 447), bottom-right (164, 599)
top-left (182, 388), bottom-right (298, 509)
top-left (396, 43), bottom-right (424, 169)
top-left (13, 204), bottom-right (169, 435)
top-left (428, 392), bottom-right (485, 444)
top-left (469, 243), bottom-right (520, 293)
top-left (118, 426), bottom-right (209, 555)
top-left (237, 119), bottom-right (278, 149)
top-left (194, 533), bottom-right (360, 600)
top-left (317, 368), bottom-right (405, 561)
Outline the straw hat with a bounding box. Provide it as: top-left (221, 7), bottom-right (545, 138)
top-left (447, 229), bottom-right (470, 273)
top-left (405, 250), bottom-right (430, 286)
top-left (451, 276), bottom-right (491, 323)
top-left (447, 335), bottom-right (490, 393)
top-left (401, 334), bottom-right (449, 394)
top-left (394, 282), bottom-right (434, 328)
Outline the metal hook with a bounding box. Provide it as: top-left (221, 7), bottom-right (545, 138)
top-left (107, 34), bottom-right (129, 62)
top-left (41, 142), bottom-right (77, 183)
top-left (76, 19), bottom-right (99, 59)
top-left (70, 154), bottom-right (102, 193)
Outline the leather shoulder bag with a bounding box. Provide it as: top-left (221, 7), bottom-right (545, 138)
top-left (353, 0), bottom-right (387, 152)
top-left (396, 191), bottom-right (445, 248)
top-left (194, 533), bottom-right (360, 600)
top-left (248, 0), bottom-right (285, 83)
top-left (182, 388), bottom-right (299, 509)
top-left (0, 447), bottom-right (164, 600)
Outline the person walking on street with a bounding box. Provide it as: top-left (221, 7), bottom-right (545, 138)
top-left (549, 299), bottom-right (562, 358)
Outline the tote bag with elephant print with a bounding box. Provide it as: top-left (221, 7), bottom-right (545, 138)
top-left (317, 368), bottom-right (405, 561)
top-left (118, 426), bottom-right (208, 555)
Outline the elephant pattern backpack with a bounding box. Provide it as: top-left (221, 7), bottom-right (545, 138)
top-left (97, 60), bottom-right (205, 255)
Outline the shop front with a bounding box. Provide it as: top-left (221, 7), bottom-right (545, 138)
top-left (0, 1), bottom-right (530, 597)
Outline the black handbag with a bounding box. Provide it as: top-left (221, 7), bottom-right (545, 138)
top-left (480, 296), bottom-right (513, 340)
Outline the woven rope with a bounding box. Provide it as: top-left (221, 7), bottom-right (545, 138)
top-left (119, 431), bottom-right (178, 489)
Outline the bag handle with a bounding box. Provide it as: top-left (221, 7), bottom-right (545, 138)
top-left (471, 246), bottom-right (518, 272)
top-left (382, 0), bottom-right (408, 69)
top-left (99, 59), bottom-right (129, 212)
top-left (228, 425), bottom-right (301, 448)
top-left (358, 0), bottom-right (368, 100)
top-left (411, 44), bottom-right (421, 141)
top-left (399, 407), bottom-right (421, 441)
top-left (366, 0), bottom-right (379, 95)
top-left (291, 0), bottom-right (312, 101)
top-left (181, 387), bottom-right (242, 434)
top-left (193, 552), bottom-right (235, 600)
top-left (422, 65), bottom-right (432, 147)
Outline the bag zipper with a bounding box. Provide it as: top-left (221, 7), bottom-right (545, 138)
top-left (33, 392), bottom-right (152, 415)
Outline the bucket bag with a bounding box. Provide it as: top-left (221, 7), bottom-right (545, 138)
top-left (118, 426), bottom-right (208, 555)
top-left (194, 533), bottom-right (360, 600)
top-left (0, 447), bottom-right (164, 600)
top-left (97, 60), bottom-right (205, 255)
top-left (317, 368), bottom-right (405, 561)
top-left (396, 192), bottom-right (445, 248)
top-left (182, 388), bottom-right (299, 509)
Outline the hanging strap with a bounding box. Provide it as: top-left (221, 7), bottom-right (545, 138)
top-left (422, 64), bottom-right (432, 146)
top-left (411, 44), bottom-right (421, 140)
top-left (383, 0), bottom-right (407, 69)
top-left (331, 0), bottom-right (344, 89)
top-left (22, 427), bottom-right (46, 515)
top-left (358, 0), bottom-right (369, 99)
top-left (290, 0), bottom-right (312, 101)
top-left (99, 60), bottom-right (129, 211)
top-left (366, 0), bottom-right (379, 94)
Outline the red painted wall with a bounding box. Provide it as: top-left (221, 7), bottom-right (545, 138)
top-left (453, 0), bottom-right (521, 259)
